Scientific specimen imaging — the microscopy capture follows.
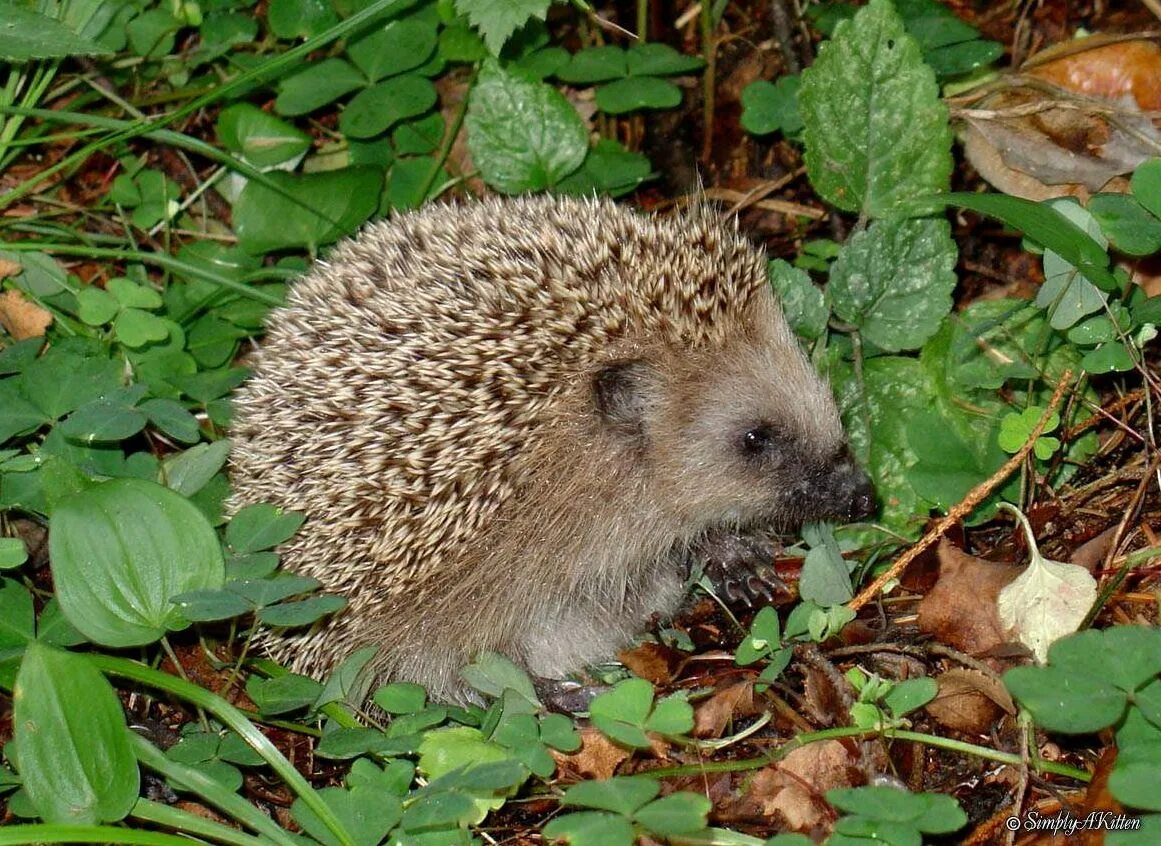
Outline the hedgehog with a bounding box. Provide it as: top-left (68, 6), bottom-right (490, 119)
top-left (228, 194), bottom-right (873, 703)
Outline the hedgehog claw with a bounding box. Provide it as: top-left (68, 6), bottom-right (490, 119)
top-left (694, 529), bottom-right (790, 606)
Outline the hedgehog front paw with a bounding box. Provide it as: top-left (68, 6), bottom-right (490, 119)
top-left (692, 529), bottom-right (790, 607)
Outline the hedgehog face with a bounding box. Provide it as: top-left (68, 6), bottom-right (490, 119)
top-left (592, 302), bottom-right (873, 533)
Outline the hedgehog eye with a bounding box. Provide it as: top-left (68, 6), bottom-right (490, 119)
top-left (742, 425), bottom-right (775, 457)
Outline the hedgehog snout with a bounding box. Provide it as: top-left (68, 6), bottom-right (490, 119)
top-left (826, 449), bottom-right (876, 521)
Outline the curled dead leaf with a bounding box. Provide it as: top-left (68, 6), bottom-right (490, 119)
top-left (925, 667), bottom-right (1015, 734)
top-left (1026, 37), bottom-right (1161, 111)
top-left (0, 289), bottom-right (53, 340)
top-left (916, 539), bottom-right (1018, 658)
top-left (692, 681), bottom-right (757, 739)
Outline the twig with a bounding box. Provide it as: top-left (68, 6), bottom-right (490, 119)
top-left (847, 370), bottom-right (1074, 612)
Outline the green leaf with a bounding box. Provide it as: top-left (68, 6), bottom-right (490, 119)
top-left (247, 673), bottom-right (325, 715)
top-left (634, 792), bottom-right (711, 835)
top-left (453, 0), bottom-right (551, 54)
top-left (0, 381), bottom-right (51, 442)
top-left (12, 642), bottom-right (139, 824)
top-left (466, 60), bottom-right (587, 193)
top-left (625, 43), bottom-right (704, 76)
top-left (21, 350), bottom-right (121, 421)
top-left (543, 810), bottom-right (635, 846)
top-left (58, 398), bottom-right (148, 443)
top-left (393, 112), bottom-right (446, 155)
top-left (113, 309), bottom-right (172, 348)
top-left (161, 439), bottom-right (232, 496)
top-left (291, 785), bottom-right (401, 846)
top-left (0, 539), bottom-right (27, 570)
top-left (826, 785), bottom-right (967, 833)
top-left (0, 5), bottom-right (109, 61)
top-left (76, 287), bottom-right (120, 326)
top-left (347, 17), bottom-right (439, 82)
top-left (595, 77), bottom-right (682, 114)
top-left (1131, 157), bottom-right (1161, 219)
top-left (938, 192), bottom-right (1116, 291)
top-left (740, 76), bottom-right (803, 137)
top-left (275, 58), bottom-right (366, 116)
top-left (49, 478), bottom-right (225, 647)
top-left (0, 578), bottom-right (34, 648)
top-left (217, 103), bottom-right (312, 169)
top-left (828, 217), bottom-right (957, 352)
top-left (234, 167), bottom-right (382, 253)
top-left (1089, 192), bottom-right (1161, 256)
top-left (267, 0), bottom-right (340, 40)
top-left (563, 776), bottom-right (659, 814)
top-left (140, 398), bottom-right (201, 444)
top-left (340, 75), bottom-right (438, 139)
top-left (556, 139), bottom-right (652, 198)
top-left (800, 0), bottom-right (952, 216)
top-left (126, 8), bottom-right (179, 58)
top-left (106, 277), bottom-right (162, 310)
top-left (257, 594), bottom-right (347, 626)
top-left (556, 46), bottom-right (627, 84)
top-left (769, 259), bottom-right (827, 340)
top-left (882, 677), bottom-right (938, 717)
top-left (643, 693), bottom-right (693, 735)
top-left (374, 682), bottom-right (428, 714)
top-left (226, 502), bottom-right (306, 553)
top-left (460, 651), bottom-right (540, 708)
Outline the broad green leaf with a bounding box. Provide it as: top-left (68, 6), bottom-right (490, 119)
top-left (113, 309), bottom-right (172, 347)
top-left (562, 776), bottom-right (659, 814)
top-left (20, 350), bottom-right (121, 420)
top-left (800, 0), bottom-right (952, 216)
top-left (0, 5), bottom-right (108, 61)
top-left (466, 60), bottom-right (587, 193)
top-left (226, 502), bottom-right (306, 552)
top-left (348, 17), bottom-right (438, 81)
top-left (634, 793), bottom-right (711, 836)
top-left (769, 259), bottom-right (827, 340)
top-left (393, 112), bottom-right (445, 155)
top-left (0, 381), bottom-right (51, 442)
top-left (0, 539), bottom-right (27, 570)
top-left (454, 0), bottom-right (551, 54)
top-left (595, 77), bottom-right (682, 114)
top-left (556, 45), bottom-right (626, 84)
top-left (543, 811), bottom-right (635, 846)
top-left (340, 75), bottom-right (438, 139)
top-left (1089, 192), bottom-right (1161, 256)
top-left (1036, 200), bottom-right (1109, 329)
top-left (292, 785), bottom-right (401, 846)
top-left (217, 103), bottom-right (311, 168)
top-left (13, 642), bottom-right (139, 824)
top-left (106, 277), bottom-right (162, 310)
top-left (556, 139), bottom-right (652, 198)
top-left (831, 355), bottom-right (930, 533)
top-left (828, 217), bottom-right (956, 352)
top-left (1131, 157), bottom-right (1161, 219)
top-left (275, 58), bottom-right (366, 116)
top-left (161, 439), bottom-right (232, 495)
top-left (625, 43), bottom-right (704, 76)
top-left (234, 167), bottom-right (382, 253)
top-left (256, 594), bottom-right (346, 626)
top-left (49, 478), bottom-right (225, 647)
top-left (267, 0), bottom-right (340, 40)
top-left (76, 287), bottom-right (120, 326)
top-left (0, 578), bottom-right (34, 646)
top-left (938, 192), bottom-right (1116, 291)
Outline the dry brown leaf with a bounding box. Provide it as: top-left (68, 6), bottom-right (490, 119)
top-left (550, 726), bottom-right (631, 780)
top-left (916, 539), bottom-right (1019, 657)
top-left (744, 740), bottom-right (857, 832)
top-left (0, 258), bottom-right (22, 279)
top-left (958, 81), bottom-right (1160, 200)
top-left (692, 681), bottom-right (757, 739)
top-left (924, 667), bottom-right (1015, 733)
top-left (0, 289), bottom-right (52, 339)
top-left (618, 641), bottom-right (685, 685)
top-left (1026, 38), bottom-right (1161, 111)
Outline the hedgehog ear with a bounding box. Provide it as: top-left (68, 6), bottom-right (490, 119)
top-left (593, 359), bottom-right (658, 440)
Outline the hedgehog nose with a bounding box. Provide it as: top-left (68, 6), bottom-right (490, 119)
top-left (834, 450), bottom-right (876, 521)
top-left (847, 477), bottom-right (876, 520)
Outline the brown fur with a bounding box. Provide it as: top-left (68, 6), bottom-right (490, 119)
top-left (228, 195), bottom-right (860, 701)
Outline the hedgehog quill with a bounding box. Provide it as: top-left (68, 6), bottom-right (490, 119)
top-left (229, 195), bottom-right (873, 703)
